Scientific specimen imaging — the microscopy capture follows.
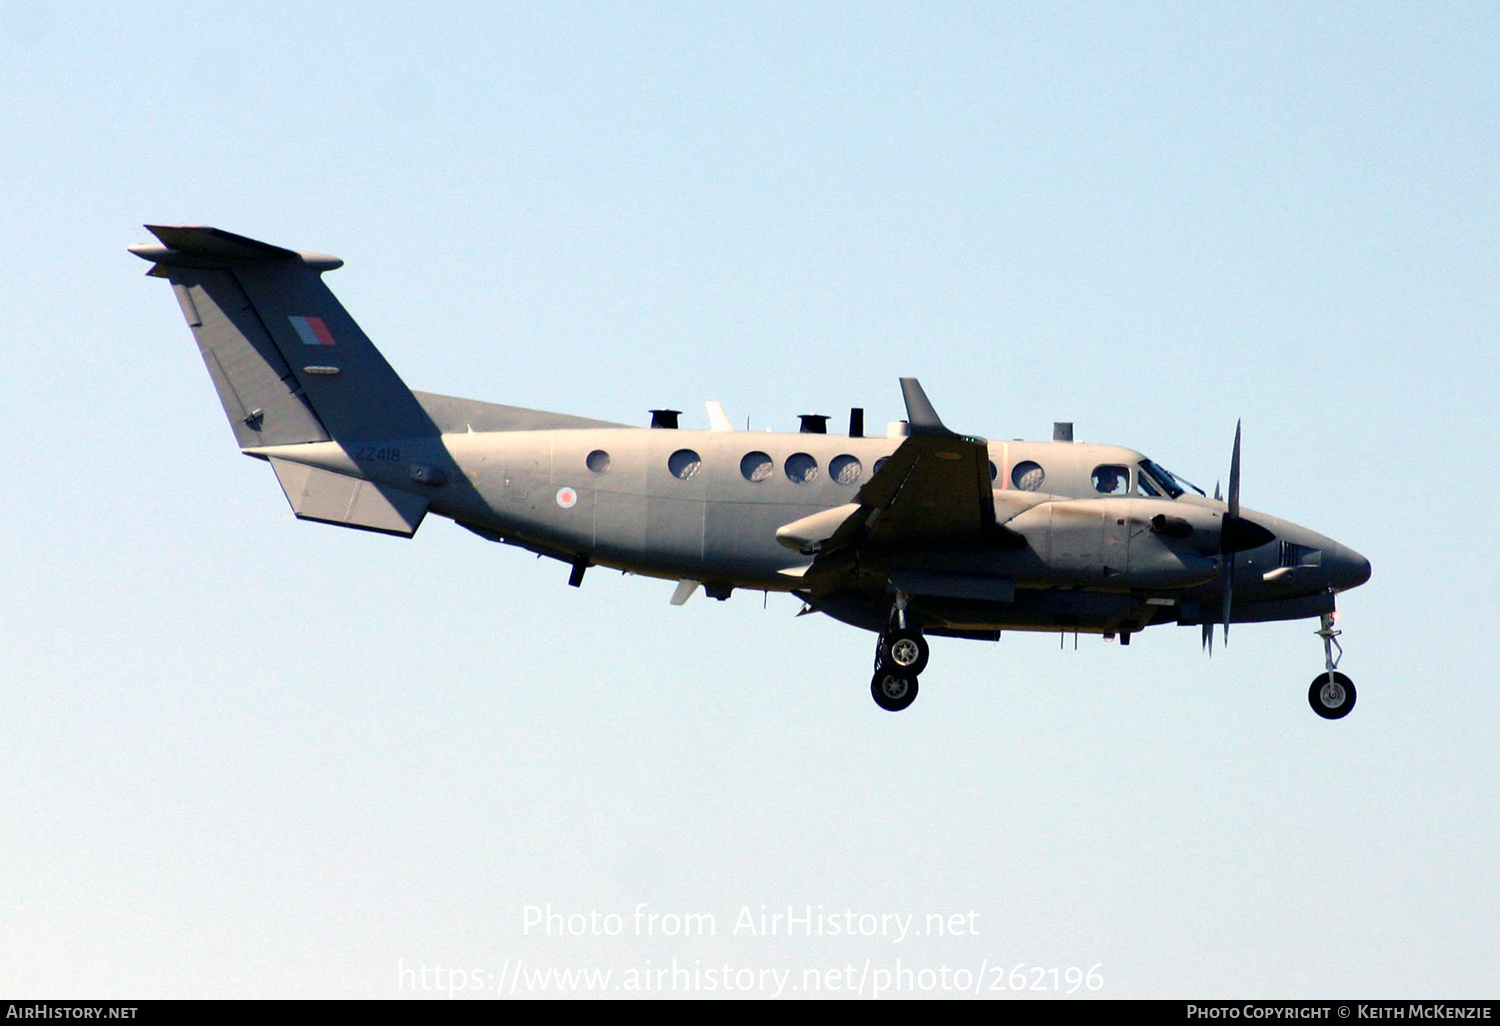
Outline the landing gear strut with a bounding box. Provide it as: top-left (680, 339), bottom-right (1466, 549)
top-left (1308, 611), bottom-right (1356, 719)
top-left (870, 591), bottom-right (928, 711)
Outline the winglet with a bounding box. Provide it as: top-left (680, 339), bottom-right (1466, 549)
top-left (899, 378), bottom-right (949, 435)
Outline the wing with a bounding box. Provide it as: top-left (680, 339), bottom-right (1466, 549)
top-left (811, 378), bottom-right (1000, 561)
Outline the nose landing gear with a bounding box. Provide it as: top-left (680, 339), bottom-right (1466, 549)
top-left (1308, 611), bottom-right (1356, 719)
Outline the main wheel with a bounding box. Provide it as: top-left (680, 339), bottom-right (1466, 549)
top-left (1308, 671), bottom-right (1356, 720)
top-left (881, 628), bottom-right (930, 676)
top-left (871, 669), bottom-right (919, 712)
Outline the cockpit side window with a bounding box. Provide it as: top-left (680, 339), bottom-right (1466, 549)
top-left (1138, 459), bottom-right (1184, 499)
top-left (1138, 458), bottom-right (1205, 499)
top-left (1092, 464), bottom-right (1129, 495)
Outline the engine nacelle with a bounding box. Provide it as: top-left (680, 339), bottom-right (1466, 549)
top-left (1001, 497), bottom-right (1221, 589)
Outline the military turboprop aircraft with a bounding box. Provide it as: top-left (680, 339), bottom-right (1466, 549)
top-left (131, 225), bottom-right (1371, 717)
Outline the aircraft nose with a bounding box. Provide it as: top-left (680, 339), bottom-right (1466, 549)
top-left (1329, 544), bottom-right (1372, 592)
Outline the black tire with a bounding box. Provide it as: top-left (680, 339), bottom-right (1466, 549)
top-left (1308, 671), bottom-right (1356, 720)
top-left (871, 670), bottom-right (919, 712)
top-left (881, 629), bottom-right (930, 676)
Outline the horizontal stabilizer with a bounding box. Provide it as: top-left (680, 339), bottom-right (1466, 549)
top-left (268, 457), bottom-right (427, 537)
top-left (130, 225), bottom-right (343, 271)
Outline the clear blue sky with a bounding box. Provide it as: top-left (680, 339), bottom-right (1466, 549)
top-left (2, 1), bottom-right (1496, 998)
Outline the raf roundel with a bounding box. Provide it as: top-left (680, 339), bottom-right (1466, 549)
top-left (555, 487), bottom-right (578, 509)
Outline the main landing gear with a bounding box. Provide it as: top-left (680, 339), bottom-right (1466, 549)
top-left (1308, 611), bottom-right (1356, 720)
top-left (870, 593), bottom-right (930, 712)
top-left (871, 666), bottom-right (919, 712)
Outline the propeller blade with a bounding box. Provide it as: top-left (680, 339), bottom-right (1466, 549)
top-left (1219, 419), bottom-right (1275, 555)
top-left (1222, 553), bottom-right (1233, 646)
top-left (1228, 419), bottom-right (1242, 520)
top-left (1219, 419), bottom-right (1244, 647)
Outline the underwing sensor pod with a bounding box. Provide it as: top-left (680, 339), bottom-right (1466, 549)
top-left (131, 225), bottom-right (1371, 717)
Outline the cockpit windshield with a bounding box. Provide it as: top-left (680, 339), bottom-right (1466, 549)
top-left (1137, 459), bottom-right (1207, 500)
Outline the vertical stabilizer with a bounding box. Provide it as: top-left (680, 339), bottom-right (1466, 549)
top-left (131, 225), bottom-right (436, 448)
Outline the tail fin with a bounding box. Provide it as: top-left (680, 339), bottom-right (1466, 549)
top-left (130, 225), bottom-right (435, 447)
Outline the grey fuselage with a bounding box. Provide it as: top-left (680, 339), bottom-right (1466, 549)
top-left (129, 223), bottom-right (1369, 646)
top-left (248, 407), bottom-right (1369, 640)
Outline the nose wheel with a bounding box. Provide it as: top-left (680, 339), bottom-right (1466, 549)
top-left (1309, 611), bottom-right (1356, 720)
top-left (1309, 671), bottom-right (1356, 719)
